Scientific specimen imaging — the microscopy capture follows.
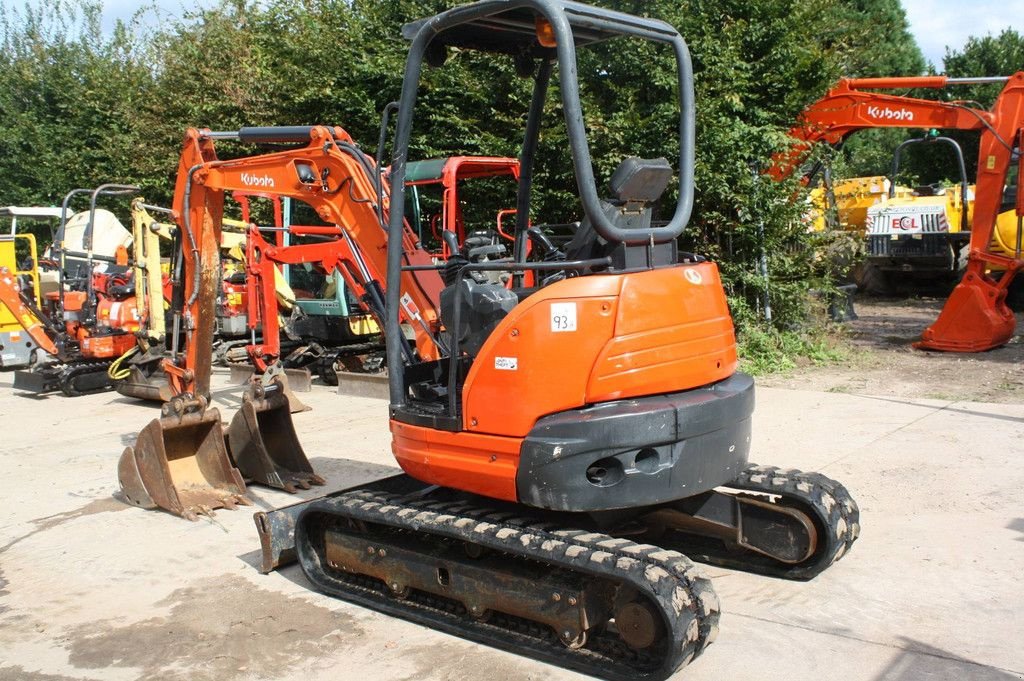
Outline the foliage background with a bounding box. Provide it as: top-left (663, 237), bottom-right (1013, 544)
top-left (0, 0), bottom-right (1016, 364)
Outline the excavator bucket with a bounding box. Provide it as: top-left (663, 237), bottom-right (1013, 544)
top-left (917, 270), bottom-right (1016, 352)
top-left (227, 377), bottom-right (324, 493)
top-left (117, 408), bottom-right (250, 521)
top-left (228, 365), bottom-right (311, 413)
top-left (114, 365), bottom-right (175, 403)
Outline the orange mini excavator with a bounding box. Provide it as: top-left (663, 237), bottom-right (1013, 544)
top-left (772, 73), bottom-right (1024, 351)
top-left (120, 2), bottom-right (859, 679)
top-left (6, 184), bottom-right (148, 396)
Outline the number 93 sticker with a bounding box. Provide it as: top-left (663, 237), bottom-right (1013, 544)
top-left (550, 302), bottom-right (577, 332)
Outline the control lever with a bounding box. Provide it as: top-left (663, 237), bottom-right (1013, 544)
top-left (441, 230), bottom-right (468, 286)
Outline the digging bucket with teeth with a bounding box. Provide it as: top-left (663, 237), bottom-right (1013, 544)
top-left (227, 376), bottom-right (324, 493)
top-left (118, 407), bottom-right (250, 521)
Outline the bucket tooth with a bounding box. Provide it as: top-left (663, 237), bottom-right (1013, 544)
top-left (117, 408), bottom-right (250, 521)
top-left (227, 379), bottom-right (323, 492)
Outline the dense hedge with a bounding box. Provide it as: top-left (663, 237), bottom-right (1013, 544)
top-left (1, 0), bottom-right (933, 336)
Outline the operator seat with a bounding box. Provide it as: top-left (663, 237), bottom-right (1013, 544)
top-left (564, 156), bottom-right (673, 261)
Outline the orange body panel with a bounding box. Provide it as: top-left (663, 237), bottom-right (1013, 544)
top-left (61, 291), bottom-right (87, 312)
top-left (391, 263), bottom-right (739, 500)
top-left (588, 265), bottom-right (736, 402)
top-left (95, 297), bottom-right (142, 333)
top-left (463, 263), bottom-right (736, 438)
top-left (81, 332), bottom-right (136, 359)
top-left (391, 421), bottom-right (521, 502)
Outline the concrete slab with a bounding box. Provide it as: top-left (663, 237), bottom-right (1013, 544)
top-left (0, 371), bottom-right (1021, 681)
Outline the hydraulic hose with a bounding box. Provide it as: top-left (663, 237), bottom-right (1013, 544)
top-left (108, 344), bottom-right (140, 380)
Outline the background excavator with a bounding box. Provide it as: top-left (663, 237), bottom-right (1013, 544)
top-left (118, 2), bottom-right (859, 679)
top-left (773, 73), bottom-right (1024, 350)
top-left (1, 185), bottom-right (170, 395)
top-left (0, 206), bottom-right (62, 369)
top-left (112, 192), bottom-right (379, 402)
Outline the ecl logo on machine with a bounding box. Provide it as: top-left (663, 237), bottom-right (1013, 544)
top-left (240, 172), bottom-right (275, 188)
top-left (865, 106), bottom-right (914, 122)
top-left (891, 215), bottom-right (919, 231)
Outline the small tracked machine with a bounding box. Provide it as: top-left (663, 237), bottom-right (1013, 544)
top-left (6, 184), bottom-right (152, 396)
top-left (120, 2), bottom-right (860, 678)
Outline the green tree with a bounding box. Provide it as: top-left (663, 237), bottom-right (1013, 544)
top-left (0, 1), bottom-right (153, 214)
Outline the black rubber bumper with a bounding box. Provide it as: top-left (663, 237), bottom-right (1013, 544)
top-left (516, 373), bottom-right (754, 512)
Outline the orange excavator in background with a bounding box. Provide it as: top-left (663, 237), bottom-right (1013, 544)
top-left (2, 184), bottom-right (157, 396)
top-left (772, 73), bottom-right (1024, 351)
top-left (119, 3), bottom-right (859, 679)
top-left (118, 124), bottom-right (446, 504)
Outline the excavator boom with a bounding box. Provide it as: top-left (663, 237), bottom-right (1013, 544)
top-left (0, 267), bottom-right (59, 356)
top-left (119, 124), bottom-right (448, 518)
top-left (774, 72), bottom-right (1024, 351)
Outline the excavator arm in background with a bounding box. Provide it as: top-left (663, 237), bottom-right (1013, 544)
top-left (119, 124), bottom-right (448, 516)
top-left (920, 76), bottom-right (1024, 351)
top-left (0, 266), bottom-right (59, 357)
top-left (772, 72), bottom-right (1024, 351)
top-left (164, 125), bottom-right (444, 400)
top-left (769, 75), bottom-right (995, 181)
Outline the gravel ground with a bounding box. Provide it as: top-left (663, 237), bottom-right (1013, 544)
top-left (761, 295), bottom-right (1024, 403)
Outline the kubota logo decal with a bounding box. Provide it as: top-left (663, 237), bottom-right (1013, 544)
top-left (866, 106), bottom-right (914, 122)
top-left (240, 172), bottom-right (275, 188)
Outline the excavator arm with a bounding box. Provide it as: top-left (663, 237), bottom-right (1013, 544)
top-left (919, 73), bottom-right (1024, 351)
top-left (769, 75), bottom-right (997, 181)
top-left (120, 124), bottom-right (449, 518)
top-left (165, 125), bottom-right (444, 397)
top-left (772, 72), bottom-right (1024, 351)
top-left (0, 267), bottom-right (59, 356)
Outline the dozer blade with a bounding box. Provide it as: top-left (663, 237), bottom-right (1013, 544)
top-left (117, 408), bottom-right (250, 521)
top-left (228, 362), bottom-right (255, 386)
top-left (114, 366), bottom-right (174, 402)
top-left (227, 378), bottom-right (324, 493)
top-left (335, 369), bottom-right (389, 400)
top-left (283, 367), bottom-right (312, 393)
top-left (279, 371), bottom-right (312, 413)
top-left (917, 271), bottom-right (1016, 352)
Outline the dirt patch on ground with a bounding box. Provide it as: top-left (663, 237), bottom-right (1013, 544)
top-left (0, 668), bottom-right (84, 681)
top-left (761, 296), bottom-right (1024, 402)
top-left (63, 574), bottom-right (359, 681)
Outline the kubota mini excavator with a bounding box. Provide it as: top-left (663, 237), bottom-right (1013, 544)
top-left (5, 184), bottom-right (159, 395)
top-left (773, 73), bottom-right (1024, 351)
top-left (119, 2), bottom-right (860, 678)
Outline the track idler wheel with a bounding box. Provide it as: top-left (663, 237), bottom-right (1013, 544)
top-left (615, 599), bottom-right (664, 651)
top-left (226, 376), bottom-right (324, 493)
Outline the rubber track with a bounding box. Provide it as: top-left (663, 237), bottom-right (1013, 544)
top-left (20, 360), bottom-right (113, 396)
top-left (296, 488), bottom-right (720, 681)
top-left (683, 463), bottom-right (861, 580)
top-left (60, 360), bottom-right (115, 396)
top-left (315, 343), bottom-right (384, 385)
